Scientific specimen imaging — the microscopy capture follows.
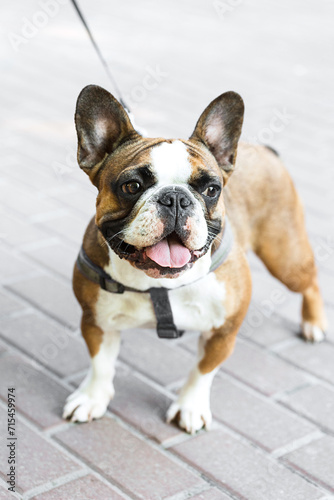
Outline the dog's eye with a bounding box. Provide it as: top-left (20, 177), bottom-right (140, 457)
top-left (121, 181), bottom-right (142, 195)
top-left (202, 185), bottom-right (220, 198)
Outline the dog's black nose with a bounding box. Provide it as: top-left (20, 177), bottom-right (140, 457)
top-left (158, 189), bottom-right (192, 211)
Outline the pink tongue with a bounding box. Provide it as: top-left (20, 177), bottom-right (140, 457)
top-left (146, 237), bottom-right (191, 268)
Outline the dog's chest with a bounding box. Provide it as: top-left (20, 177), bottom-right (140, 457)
top-left (95, 273), bottom-right (226, 333)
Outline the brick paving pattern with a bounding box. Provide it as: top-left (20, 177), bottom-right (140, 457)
top-left (0, 0), bottom-right (334, 498)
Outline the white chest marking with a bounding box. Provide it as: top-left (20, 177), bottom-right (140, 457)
top-left (95, 270), bottom-right (226, 334)
top-left (150, 140), bottom-right (192, 185)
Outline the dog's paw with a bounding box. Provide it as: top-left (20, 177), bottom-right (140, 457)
top-left (63, 386), bottom-right (113, 423)
top-left (302, 321), bottom-right (326, 343)
top-left (166, 401), bottom-right (212, 434)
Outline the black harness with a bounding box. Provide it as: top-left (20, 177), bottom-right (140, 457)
top-left (76, 218), bottom-right (234, 339)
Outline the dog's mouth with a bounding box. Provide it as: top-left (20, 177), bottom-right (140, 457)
top-left (107, 231), bottom-right (214, 276)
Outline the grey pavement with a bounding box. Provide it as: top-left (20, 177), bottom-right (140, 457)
top-left (0, 0), bottom-right (334, 498)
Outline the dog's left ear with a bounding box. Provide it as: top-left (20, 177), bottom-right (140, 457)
top-left (190, 91), bottom-right (244, 176)
top-left (75, 85), bottom-right (140, 178)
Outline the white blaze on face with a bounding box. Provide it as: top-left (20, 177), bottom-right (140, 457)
top-left (123, 140), bottom-right (208, 250)
top-left (150, 140), bottom-right (192, 185)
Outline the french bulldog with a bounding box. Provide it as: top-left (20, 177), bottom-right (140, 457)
top-left (63, 85), bottom-right (327, 433)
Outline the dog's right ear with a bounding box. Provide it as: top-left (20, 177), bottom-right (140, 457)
top-left (75, 85), bottom-right (140, 178)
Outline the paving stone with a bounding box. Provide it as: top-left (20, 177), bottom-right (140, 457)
top-left (71, 365), bottom-right (182, 443)
top-left (120, 329), bottom-right (194, 386)
top-left (176, 331), bottom-right (201, 354)
top-left (0, 155), bottom-right (61, 192)
top-left (190, 488), bottom-right (234, 499)
top-left (0, 177), bottom-right (61, 220)
top-left (0, 213), bottom-right (50, 247)
top-left (0, 246), bottom-right (36, 279)
top-left (323, 304), bottom-right (334, 343)
top-left (172, 430), bottom-right (323, 500)
top-left (318, 268), bottom-right (334, 307)
top-left (239, 306), bottom-right (296, 346)
top-left (111, 365), bottom-right (182, 443)
top-left (0, 290), bottom-right (26, 316)
top-left (0, 353), bottom-right (69, 429)
top-left (0, 311), bottom-right (89, 377)
top-left (278, 341), bottom-right (334, 385)
top-left (284, 435), bottom-right (334, 492)
top-left (6, 273), bottom-right (81, 329)
top-left (55, 416), bottom-right (205, 499)
top-left (221, 339), bottom-right (308, 396)
top-left (279, 384), bottom-right (334, 434)
top-left (211, 375), bottom-right (316, 452)
top-left (1, 0), bottom-right (334, 497)
top-left (0, 407), bottom-right (81, 494)
top-left (32, 474), bottom-right (125, 500)
top-left (250, 272), bottom-right (302, 325)
top-left (38, 213), bottom-right (87, 246)
top-left (0, 485), bottom-right (15, 499)
top-left (55, 186), bottom-right (97, 217)
top-left (24, 239), bottom-right (78, 280)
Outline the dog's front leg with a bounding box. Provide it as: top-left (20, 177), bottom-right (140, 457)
top-left (167, 329), bottom-right (237, 434)
top-left (63, 318), bottom-right (120, 423)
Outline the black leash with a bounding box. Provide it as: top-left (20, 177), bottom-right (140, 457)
top-left (70, 0), bottom-right (130, 112)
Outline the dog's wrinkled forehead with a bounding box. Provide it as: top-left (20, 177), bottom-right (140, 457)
top-left (150, 140), bottom-right (192, 185)
top-left (148, 139), bottom-right (221, 187)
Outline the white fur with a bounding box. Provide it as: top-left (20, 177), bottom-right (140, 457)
top-left (63, 331), bottom-right (120, 422)
top-left (95, 249), bottom-right (226, 333)
top-left (167, 364), bottom-right (218, 434)
top-left (167, 335), bottom-right (219, 433)
top-left (302, 321), bottom-right (325, 343)
top-left (122, 140), bottom-right (208, 250)
top-left (150, 140), bottom-right (192, 185)
top-left (65, 140), bottom-right (226, 426)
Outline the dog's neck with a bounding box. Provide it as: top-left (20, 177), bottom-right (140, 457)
top-left (105, 246), bottom-right (213, 291)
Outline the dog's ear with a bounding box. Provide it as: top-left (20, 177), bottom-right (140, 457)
top-left (75, 85), bottom-right (140, 176)
top-left (190, 91), bottom-right (244, 176)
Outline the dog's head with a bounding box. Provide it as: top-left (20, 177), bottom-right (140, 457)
top-left (75, 85), bottom-right (244, 278)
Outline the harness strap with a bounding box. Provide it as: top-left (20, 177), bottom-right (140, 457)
top-left (76, 217), bottom-right (234, 338)
top-left (76, 246), bottom-right (139, 294)
top-left (149, 288), bottom-right (181, 339)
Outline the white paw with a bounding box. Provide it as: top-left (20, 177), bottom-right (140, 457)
top-left (302, 321), bottom-right (325, 343)
top-left (63, 385), bottom-right (113, 423)
top-left (166, 401), bottom-right (212, 434)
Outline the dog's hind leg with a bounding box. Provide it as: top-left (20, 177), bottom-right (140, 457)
top-left (63, 317), bottom-right (120, 422)
top-left (253, 187), bottom-right (327, 342)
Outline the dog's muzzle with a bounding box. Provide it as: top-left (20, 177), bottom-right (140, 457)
top-left (157, 186), bottom-right (193, 213)
top-left (155, 186), bottom-right (194, 237)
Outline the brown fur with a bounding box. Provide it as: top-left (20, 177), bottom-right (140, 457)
top-left (196, 142), bottom-right (326, 375)
top-left (74, 141), bottom-right (326, 365)
top-left (199, 246), bottom-right (252, 373)
top-left (73, 86), bottom-right (325, 383)
top-left (73, 220), bottom-right (108, 357)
